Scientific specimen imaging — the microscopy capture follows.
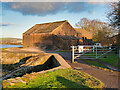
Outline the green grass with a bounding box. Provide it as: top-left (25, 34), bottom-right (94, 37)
top-left (0, 38), bottom-right (22, 40)
top-left (82, 59), bottom-right (106, 68)
top-left (3, 69), bottom-right (104, 88)
top-left (79, 59), bottom-right (115, 72)
top-left (100, 53), bottom-right (119, 67)
top-left (2, 48), bottom-right (6, 50)
top-left (1, 47), bottom-right (23, 51)
top-left (0, 38), bottom-right (22, 45)
top-left (84, 51), bottom-right (119, 68)
top-left (1, 48), bottom-right (8, 51)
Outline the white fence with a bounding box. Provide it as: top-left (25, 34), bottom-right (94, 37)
top-left (71, 44), bottom-right (116, 63)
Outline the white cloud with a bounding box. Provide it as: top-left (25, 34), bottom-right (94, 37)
top-left (3, 2), bottom-right (96, 16)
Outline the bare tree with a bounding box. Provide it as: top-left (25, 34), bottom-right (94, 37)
top-left (107, 2), bottom-right (120, 49)
top-left (108, 2), bottom-right (120, 30)
top-left (75, 18), bottom-right (114, 44)
top-left (75, 18), bottom-right (91, 31)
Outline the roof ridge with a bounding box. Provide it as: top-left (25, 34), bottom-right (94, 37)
top-left (36, 20), bottom-right (68, 25)
top-left (50, 20), bottom-right (68, 33)
top-left (24, 20), bottom-right (68, 34)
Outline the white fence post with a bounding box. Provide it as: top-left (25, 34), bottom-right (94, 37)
top-left (72, 46), bottom-right (74, 63)
top-left (96, 46), bottom-right (97, 59)
top-left (119, 49), bottom-right (120, 59)
top-left (93, 45), bottom-right (95, 53)
top-left (109, 46), bottom-right (111, 50)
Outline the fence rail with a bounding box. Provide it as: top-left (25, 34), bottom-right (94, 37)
top-left (71, 45), bottom-right (116, 63)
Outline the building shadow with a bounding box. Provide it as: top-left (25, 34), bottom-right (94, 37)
top-left (2, 56), bottom-right (32, 71)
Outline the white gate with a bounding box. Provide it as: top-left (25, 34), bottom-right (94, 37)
top-left (71, 44), bottom-right (116, 63)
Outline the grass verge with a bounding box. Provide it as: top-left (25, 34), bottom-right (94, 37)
top-left (81, 59), bottom-right (107, 68)
top-left (84, 51), bottom-right (119, 68)
top-left (100, 53), bottom-right (119, 68)
top-left (3, 68), bottom-right (104, 88)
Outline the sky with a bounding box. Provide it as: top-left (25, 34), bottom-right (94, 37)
top-left (0, 0), bottom-right (118, 39)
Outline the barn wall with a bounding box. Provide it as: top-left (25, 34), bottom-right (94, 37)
top-left (50, 22), bottom-right (78, 37)
top-left (23, 34), bottom-right (33, 48)
top-left (32, 34), bottom-right (53, 48)
top-left (23, 33), bottom-right (81, 50)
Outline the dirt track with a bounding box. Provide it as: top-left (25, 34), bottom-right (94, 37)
top-left (66, 60), bottom-right (119, 88)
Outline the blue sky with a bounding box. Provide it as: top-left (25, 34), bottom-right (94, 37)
top-left (1, 2), bottom-right (112, 38)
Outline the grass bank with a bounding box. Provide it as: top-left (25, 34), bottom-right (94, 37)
top-left (84, 51), bottom-right (119, 68)
top-left (0, 38), bottom-right (22, 45)
top-left (81, 59), bottom-right (107, 68)
top-left (3, 69), bottom-right (104, 88)
top-left (99, 53), bottom-right (119, 68)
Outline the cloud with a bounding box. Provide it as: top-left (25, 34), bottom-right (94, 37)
top-left (2, 2), bottom-right (97, 16)
top-left (1, 0), bottom-right (119, 2)
top-left (0, 23), bottom-right (14, 26)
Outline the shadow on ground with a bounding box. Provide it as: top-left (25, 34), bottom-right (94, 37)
top-left (56, 75), bottom-right (91, 89)
top-left (2, 56), bottom-right (32, 71)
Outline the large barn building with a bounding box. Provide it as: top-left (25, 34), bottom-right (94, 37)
top-left (23, 20), bottom-right (92, 50)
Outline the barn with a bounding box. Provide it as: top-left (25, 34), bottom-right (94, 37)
top-left (23, 20), bottom-right (92, 50)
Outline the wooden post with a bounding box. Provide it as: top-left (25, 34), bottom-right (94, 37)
top-left (72, 46), bottom-right (74, 63)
